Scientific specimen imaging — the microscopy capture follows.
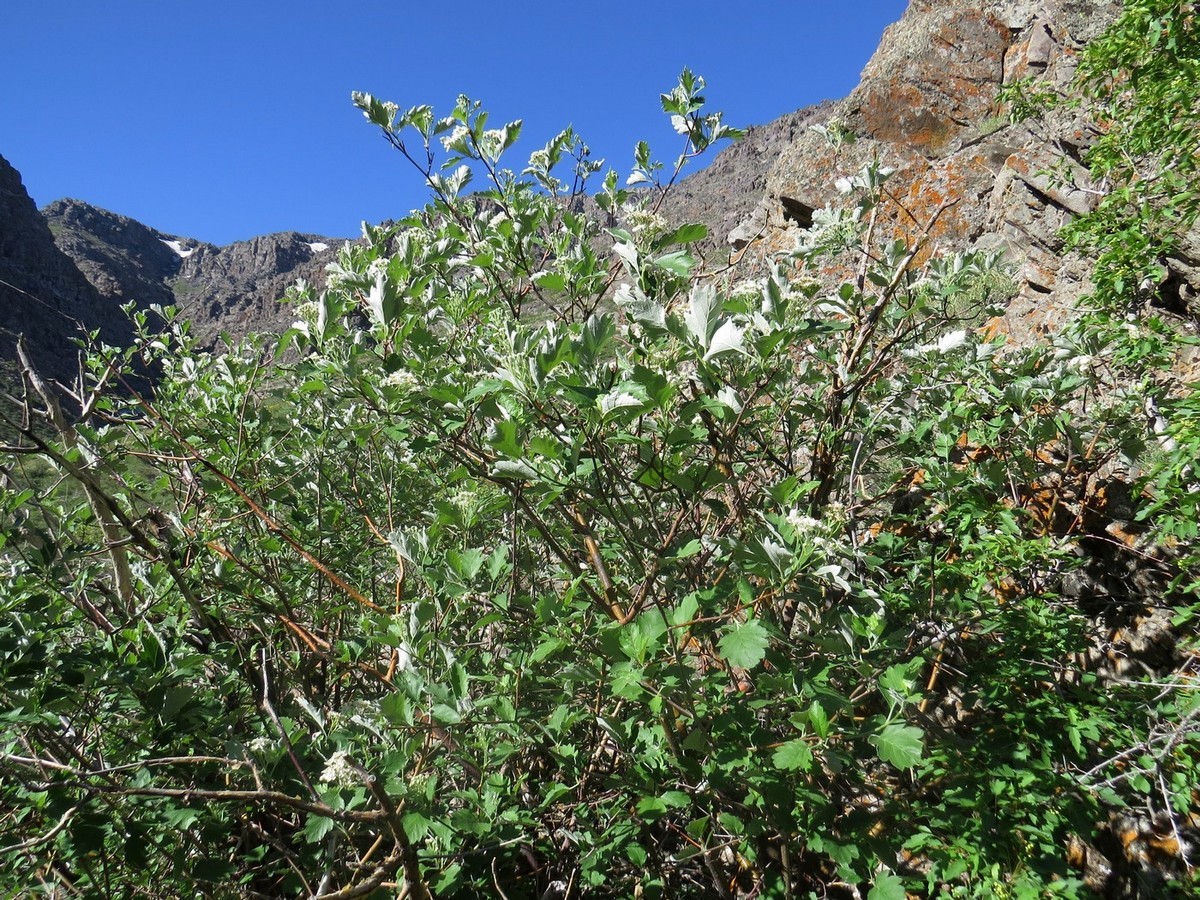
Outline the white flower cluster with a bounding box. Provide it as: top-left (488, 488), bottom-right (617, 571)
top-left (319, 750), bottom-right (359, 788)
top-left (479, 128), bottom-right (507, 156)
top-left (449, 486), bottom-right (477, 513)
top-left (247, 736), bottom-right (273, 754)
top-left (441, 124), bottom-right (471, 152)
top-left (294, 301), bottom-right (321, 325)
top-left (727, 279), bottom-right (765, 304)
top-left (381, 369), bottom-right (418, 390)
top-left (327, 699), bottom-right (384, 733)
top-left (624, 205), bottom-right (668, 241)
top-left (785, 510), bottom-right (822, 534)
top-left (784, 506), bottom-right (847, 560)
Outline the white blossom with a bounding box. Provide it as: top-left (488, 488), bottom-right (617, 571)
top-left (786, 510), bottom-right (823, 534)
top-left (728, 279), bottom-right (765, 303)
top-left (294, 301), bottom-right (320, 324)
top-left (381, 369), bottom-right (417, 390)
top-left (440, 124), bottom-right (470, 151)
top-left (624, 205), bottom-right (668, 240)
top-left (319, 750), bottom-right (359, 788)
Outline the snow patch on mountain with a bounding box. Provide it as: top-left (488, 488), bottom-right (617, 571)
top-left (159, 238), bottom-right (196, 259)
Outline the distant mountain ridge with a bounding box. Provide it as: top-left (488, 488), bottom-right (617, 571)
top-left (0, 154), bottom-right (133, 394)
top-left (41, 198), bottom-right (342, 348)
top-left (1, 158), bottom-right (346, 400)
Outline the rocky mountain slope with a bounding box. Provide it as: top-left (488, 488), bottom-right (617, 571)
top-left (700, 0), bottom-right (1196, 347)
top-left (0, 155), bottom-right (133, 394)
top-left (41, 199), bottom-right (342, 348)
top-left (9, 0), bottom-right (1199, 369)
top-left (692, 0), bottom-right (1132, 340)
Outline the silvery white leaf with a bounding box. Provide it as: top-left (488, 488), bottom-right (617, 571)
top-left (365, 272), bottom-right (387, 327)
top-left (491, 460), bottom-right (538, 480)
top-left (704, 319), bottom-right (746, 361)
top-left (612, 240), bottom-right (639, 267)
top-left (716, 386), bottom-right (743, 413)
top-left (936, 330), bottom-right (968, 353)
top-left (683, 284), bottom-right (720, 346)
top-left (624, 295), bottom-right (665, 328)
top-left (761, 537), bottom-right (792, 570)
top-left (599, 389), bottom-right (647, 417)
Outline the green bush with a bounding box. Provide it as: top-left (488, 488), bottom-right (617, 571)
top-left (1, 58), bottom-right (1197, 899)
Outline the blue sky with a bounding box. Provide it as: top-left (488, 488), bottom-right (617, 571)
top-left (3, 2), bottom-right (908, 245)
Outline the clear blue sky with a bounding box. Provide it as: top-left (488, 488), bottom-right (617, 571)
top-left (2, 1), bottom-right (908, 246)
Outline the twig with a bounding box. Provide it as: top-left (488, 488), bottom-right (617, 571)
top-left (0, 804), bottom-right (80, 854)
top-left (260, 647), bottom-right (321, 802)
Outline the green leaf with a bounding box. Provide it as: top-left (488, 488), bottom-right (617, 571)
top-left (653, 250), bottom-right (695, 277)
top-left (609, 661), bottom-right (645, 700)
top-left (448, 548), bottom-right (485, 581)
top-left (303, 813), bottom-right (335, 844)
top-left (772, 739), bottom-right (814, 772)
top-left (533, 271), bottom-right (566, 292)
top-left (867, 872), bottom-right (906, 900)
top-left (432, 703), bottom-right (463, 725)
top-left (717, 618), bottom-right (770, 669)
top-left (671, 593), bottom-right (700, 627)
top-left (660, 790), bottom-right (691, 808)
top-left (402, 811), bottom-right (432, 843)
top-left (807, 701), bottom-right (830, 739)
top-left (660, 223), bottom-right (708, 246)
top-left (530, 637), bottom-right (566, 664)
top-left (870, 723), bottom-right (924, 770)
top-left (636, 796), bottom-right (669, 820)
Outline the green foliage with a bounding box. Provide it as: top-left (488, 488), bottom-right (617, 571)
top-left (2, 51), bottom-right (1198, 899)
top-left (1071, 1), bottom-right (1200, 279)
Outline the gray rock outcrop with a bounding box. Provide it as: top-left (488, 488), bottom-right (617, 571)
top-left (41, 199), bottom-right (343, 349)
top-left (0, 155), bottom-right (129, 393)
top-left (718, 0), bottom-right (1132, 345)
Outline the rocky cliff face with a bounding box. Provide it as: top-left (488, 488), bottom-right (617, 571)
top-left (659, 103), bottom-right (837, 262)
top-left (0, 155), bottom-right (130, 393)
top-left (41, 200), bottom-right (189, 313)
top-left (715, 0), bottom-right (1126, 346)
top-left (41, 199), bottom-right (342, 349)
top-left (171, 230), bottom-right (341, 346)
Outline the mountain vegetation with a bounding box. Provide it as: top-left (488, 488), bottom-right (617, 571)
top-left (1, 2), bottom-right (1198, 897)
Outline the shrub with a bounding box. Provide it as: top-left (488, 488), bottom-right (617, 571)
top-left (1, 61), bottom-right (1196, 898)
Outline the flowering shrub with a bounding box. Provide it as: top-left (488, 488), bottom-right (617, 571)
top-left (1, 56), bottom-right (1197, 898)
